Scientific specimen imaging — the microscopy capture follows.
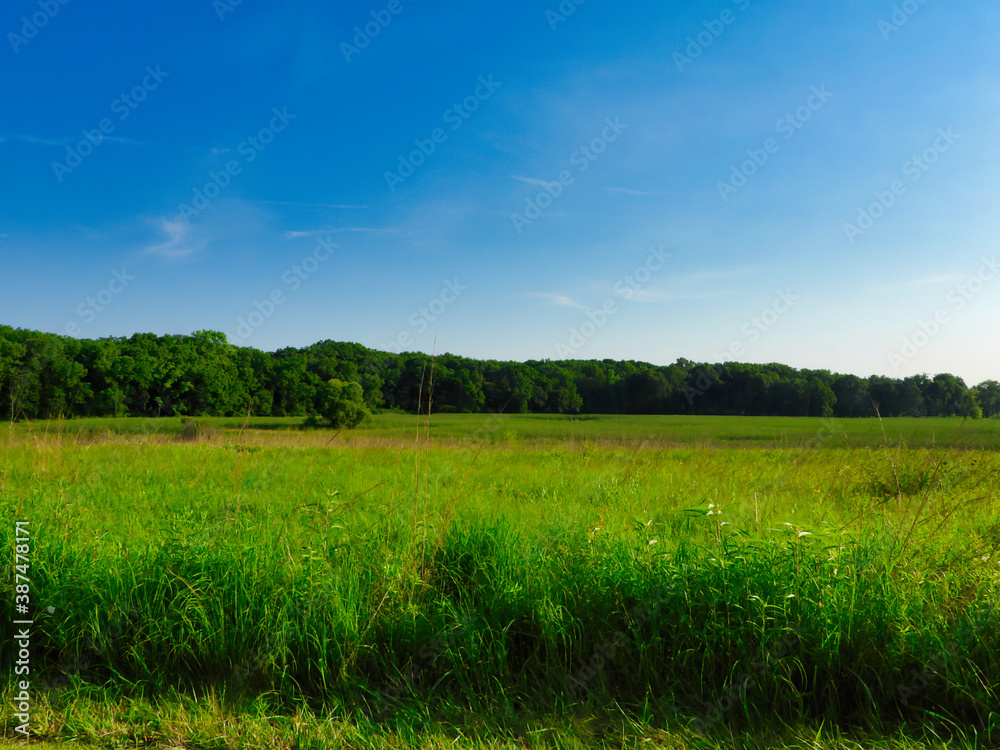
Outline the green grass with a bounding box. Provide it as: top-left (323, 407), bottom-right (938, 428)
top-left (18, 413), bottom-right (1000, 449)
top-left (1, 415), bottom-right (1000, 748)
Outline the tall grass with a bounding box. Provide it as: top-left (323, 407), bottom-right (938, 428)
top-left (1, 419), bottom-right (999, 744)
top-left (17, 413), bottom-right (1000, 450)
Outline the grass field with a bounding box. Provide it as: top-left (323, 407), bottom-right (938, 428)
top-left (22, 411), bottom-right (1000, 448)
top-left (1, 414), bottom-right (999, 749)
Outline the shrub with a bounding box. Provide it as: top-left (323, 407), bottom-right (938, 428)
top-left (313, 379), bottom-right (371, 428)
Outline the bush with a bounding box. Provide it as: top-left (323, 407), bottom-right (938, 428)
top-left (313, 379), bottom-right (371, 428)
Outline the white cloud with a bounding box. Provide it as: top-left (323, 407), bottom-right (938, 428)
top-left (511, 175), bottom-right (562, 189)
top-left (613, 288), bottom-right (665, 302)
top-left (255, 200), bottom-right (368, 209)
top-left (906, 273), bottom-right (965, 286)
top-left (282, 227), bottom-right (374, 238)
top-left (1, 133), bottom-right (145, 147)
top-left (521, 292), bottom-right (587, 309)
top-left (606, 186), bottom-right (672, 196)
top-left (142, 217), bottom-right (207, 258)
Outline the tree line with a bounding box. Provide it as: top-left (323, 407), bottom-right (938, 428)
top-left (1, 325), bottom-right (996, 423)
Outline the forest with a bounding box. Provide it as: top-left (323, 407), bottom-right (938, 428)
top-left (0, 325), bottom-right (994, 422)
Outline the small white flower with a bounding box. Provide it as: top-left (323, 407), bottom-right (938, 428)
top-left (797, 531), bottom-right (812, 538)
top-left (648, 539), bottom-right (658, 546)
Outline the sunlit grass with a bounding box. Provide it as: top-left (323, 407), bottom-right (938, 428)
top-left (15, 412), bottom-right (1000, 450)
top-left (1, 415), bottom-right (999, 748)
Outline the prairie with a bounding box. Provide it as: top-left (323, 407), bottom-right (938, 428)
top-left (1, 415), bottom-right (998, 749)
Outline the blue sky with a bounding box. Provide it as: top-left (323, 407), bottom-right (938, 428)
top-left (2, 0), bottom-right (998, 384)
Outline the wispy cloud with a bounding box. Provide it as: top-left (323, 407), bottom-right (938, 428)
top-left (142, 217), bottom-right (207, 258)
top-left (606, 186), bottom-right (672, 196)
top-left (1, 133), bottom-right (146, 147)
top-left (906, 273), bottom-right (965, 286)
top-left (1, 134), bottom-right (70, 147)
top-left (675, 267), bottom-right (755, 283)
top-left (254, 200), bottom-right (369, 209)
top-left (521, 292), bottom-right (587, 309)
top-left (282, 227), bottom-right (376, 239)
top-left (511, 175), bottom-right (561, 189)
top-left (613, 288), bottom-right (664, 302)
top-left (612, 287), bottom-right (731, 302)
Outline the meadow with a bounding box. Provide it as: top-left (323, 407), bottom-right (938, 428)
top-left (1, 414), bottom-right (999, 749)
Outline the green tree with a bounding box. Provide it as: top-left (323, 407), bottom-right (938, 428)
top-left (0, 329), bottom-right (27, 421)
top-left (976, 381), bottom-right (1000, 418)
top-left (270, 350), bottom-right (320, 416)
top-left (78, 337), bottom-right (125, 416)
top-left (961, 388), bottom-right (983, 420)
top-left (831, 374), bottom-right (869, 417)
top-left (232, 346), bottom-right (274, 415)
top-left (806, 377), bottom-right (836, 417)
top-left (868, 375), bottom-right (903, 417)
top-left (314, 379), bottom-right (371, 427)
top-left (187, 330), bottom-right (241, 415)
top-left (623, 370), bottom-right (669, 413)
top-left (926, 373), bottom-right (967, 416)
